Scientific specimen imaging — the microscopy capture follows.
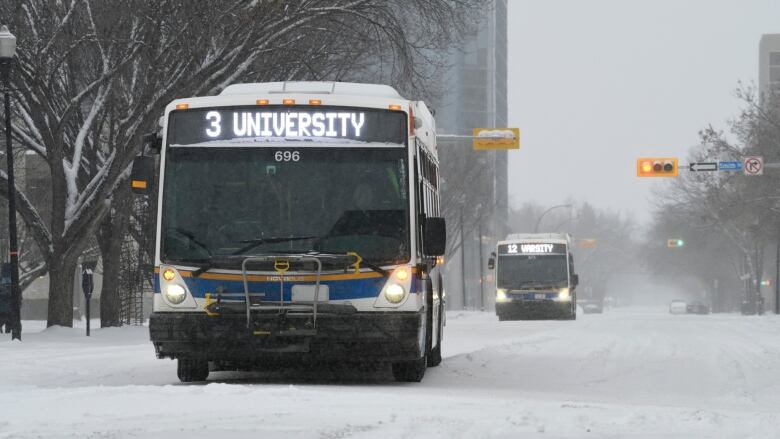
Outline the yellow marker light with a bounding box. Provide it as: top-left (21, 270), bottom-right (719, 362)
top-left (162, 268), bottom-right (176, 281)
top-left (309, 99), bottom-right (322, 105)
top-left (283, 98), bottom-right (295, 105)
top-left (175, 103), bottom-right (189, 110)
top-left (131, 180), bottom-right (147, 189)
top-left (256, 99), bottom-right (269, 105)
top-left (389, 104), bottom-right (402, 111)
top-left (395, 268), bottom-right (409, 281)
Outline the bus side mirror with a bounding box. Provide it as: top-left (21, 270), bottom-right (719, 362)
top-left (487, 252), bottom-right (496, 270)
top-left (143, 132), bottom-right (162, 153)
top-left (424, 217), bottom-right (446, 256)
top-left (130, 155), bottom-right (154, 195)
top-left (571, 274), bottom-right (579, 287)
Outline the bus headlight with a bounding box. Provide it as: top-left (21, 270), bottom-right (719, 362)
top-left (164, 284), bottom-right (187, 304)
top-left (158, 265), bottom-right (195, 308)
top-left (558, 288), bottom-right (571, 301)
top-left (384, 283), bottom-right (406, 304)
top-left (496, 288), bottom-right (508, 302)
top-left (374, 266), bottom-right (414, 308)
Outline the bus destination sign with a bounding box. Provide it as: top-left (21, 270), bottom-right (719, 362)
top-left (498, 243), bottom-right (567, 255)
top-left (168, 106), bottom-right (406, 146)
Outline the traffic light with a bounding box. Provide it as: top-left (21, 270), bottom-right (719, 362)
top-left (761, 279), bottom-right (772, 287)
top-left (637, 157), bottom-right (679, 177)
top-left (667, 239), bottom-right (684, 248)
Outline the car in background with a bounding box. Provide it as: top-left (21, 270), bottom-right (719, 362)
top-left (580, 300), bottom-right (604, 314)
top-left (686, 301), bottom-right (710, 315)
top-left (669, 300), bottom-right (687, 315)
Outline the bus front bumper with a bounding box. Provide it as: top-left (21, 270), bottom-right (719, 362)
top-left (149, 311), bottom-right (425, 363)
top-left (496, 300), bottom-right (574, 320)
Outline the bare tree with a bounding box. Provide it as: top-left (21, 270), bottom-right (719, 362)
top-left (0, 0), bottom-right (485, 326)
top-left (647, 84), bottom-right (780, 311)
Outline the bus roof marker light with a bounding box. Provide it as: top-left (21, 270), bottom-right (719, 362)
top-left (389, 104), bottom-right (402, 111)
top-left (175, 103), bottom-right (189, 110)
top-left (283, 98), bottom-right (295, 105)
top-left (309, 99), bottom-right (322, 105)
top-left (256, 99), bottom-right (269, 105)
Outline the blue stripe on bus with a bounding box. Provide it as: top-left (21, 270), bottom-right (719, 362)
top-left (154, 275), bottom-right (418, 301)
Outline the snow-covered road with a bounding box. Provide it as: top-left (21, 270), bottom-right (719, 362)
top-left (2, 308), bottom-right (780, 438)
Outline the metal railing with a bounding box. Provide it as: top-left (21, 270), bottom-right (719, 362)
top-left (240, 255), bottom-right (323, 331)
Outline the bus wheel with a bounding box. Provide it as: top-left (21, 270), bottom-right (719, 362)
top-left (392, 355), bottom-right (427, 382)
top-left (177, 358), bottom-right (209, 383)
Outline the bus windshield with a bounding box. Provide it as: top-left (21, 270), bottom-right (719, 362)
top-left (497, 254), bottom-right (569, 289)
top-left (161, 146), bottom-right (410, 265)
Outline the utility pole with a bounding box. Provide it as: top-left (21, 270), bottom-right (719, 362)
top-left (775, 240), bottom-right (779, 315)
top-left (0, 26), bottom-right (20, 340)
top-left (477, 222), bottom-right (484, 311)
top-left (460, 208), bottom-right (467, 310)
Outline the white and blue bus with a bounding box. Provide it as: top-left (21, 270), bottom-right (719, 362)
top-left (488, 233), bottom-right (578, 321)
top-left (131, 82), bottom-right (447, 382)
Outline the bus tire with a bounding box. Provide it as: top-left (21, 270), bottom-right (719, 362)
top-left (177, 358), bottom-right (209, 383)
top-left (569, 296), bottom-right (577, 320)
top-left (427, 280), bottom-right (444, 367)
top-left (392, 355), bottom-right (427, 382)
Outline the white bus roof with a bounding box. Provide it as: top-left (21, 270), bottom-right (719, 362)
top-left (500, 233), bottom-right (571, 245)
top-left (220, 82), bottom-right (403, 99)
top-left (163, 81), bottom-right (438, 157)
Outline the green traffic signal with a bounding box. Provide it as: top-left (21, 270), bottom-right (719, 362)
top-left (667, 239), bottom-right (684, 248)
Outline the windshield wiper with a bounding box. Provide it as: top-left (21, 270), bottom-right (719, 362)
top-left (304, 250), bottom-right (389, 278)
top-left (168, 228), bottom-right (216, 277)
top-left (231, 236), bottom-right (319, 256)
top-left (173, 228), bottom-right (211, 256)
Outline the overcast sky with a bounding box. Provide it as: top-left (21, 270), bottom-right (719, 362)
top-left (507, 0), bottom-right (780, 224)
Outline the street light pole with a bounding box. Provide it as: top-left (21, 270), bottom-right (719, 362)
top-left (534, 204), bottom-right (573, 233)
top-left (0, 25), bottom-right (20, 340)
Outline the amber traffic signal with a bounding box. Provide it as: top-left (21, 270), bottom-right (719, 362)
top-left (637, 157), bottom-right (678, 177)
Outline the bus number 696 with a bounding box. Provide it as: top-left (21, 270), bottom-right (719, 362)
top-left (275, 151), bottom-right (300, 162)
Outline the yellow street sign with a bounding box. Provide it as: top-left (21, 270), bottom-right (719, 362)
top-left (473, 128), bottom-right (520, 150)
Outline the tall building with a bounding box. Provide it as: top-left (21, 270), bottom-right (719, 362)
top-left (759, 34), bottom-right (780, 100)
top-left (432, 0), bottom-right (508, 310)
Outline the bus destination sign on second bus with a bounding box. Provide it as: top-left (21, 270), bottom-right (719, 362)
top-left (498, 243), bottom-right (567, 255)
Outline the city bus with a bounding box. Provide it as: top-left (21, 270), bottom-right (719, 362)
top-left (131, 82), bottom-right (447, 382)
top-left (488, 233), bottom-right (578, 320)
